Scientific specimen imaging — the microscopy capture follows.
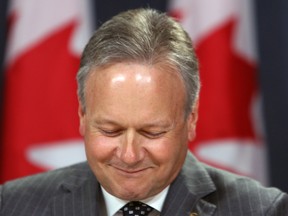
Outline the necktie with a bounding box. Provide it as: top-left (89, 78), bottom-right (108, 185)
top-left (121, 201), bottom-right (153, 216)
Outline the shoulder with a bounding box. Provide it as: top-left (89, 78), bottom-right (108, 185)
top-left (0, 162), bottom-right (91, 214)
top-left (1, 162), bottom-right (89, 192)
top-left (203, 163), bottom-right (288, 215)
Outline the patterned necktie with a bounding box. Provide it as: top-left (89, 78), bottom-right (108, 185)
top-left (121, 201), bottom-right (153, 216)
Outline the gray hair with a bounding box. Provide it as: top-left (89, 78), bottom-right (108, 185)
top-left (77, 8), bottom-right (200, 117)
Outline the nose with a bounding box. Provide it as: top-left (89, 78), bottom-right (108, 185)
top-left (117, 129), bottom-right (143, 165)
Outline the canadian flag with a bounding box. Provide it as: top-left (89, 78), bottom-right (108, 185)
top-left (169, 0), bottom-right (267, 184)
top-left (1, 0), bottom-right (92, 182)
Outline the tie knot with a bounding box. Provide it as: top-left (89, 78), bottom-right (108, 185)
top-left (121, 201), bottom-right (153, 216)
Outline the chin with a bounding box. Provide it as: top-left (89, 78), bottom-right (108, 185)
top-left (113, 186), bottom-right (151, 201)
top-left (118, 193), bottom-right (148, 201)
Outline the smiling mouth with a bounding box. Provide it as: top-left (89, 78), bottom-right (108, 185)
top-left (112, 166), bottom-right (150, 175)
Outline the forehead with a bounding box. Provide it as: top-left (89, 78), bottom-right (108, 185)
top-left (84, 62), bottom-right (187, 117)
top-left (86, 62), bottom-right (185, 94)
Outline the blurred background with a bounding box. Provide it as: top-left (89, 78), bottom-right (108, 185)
top-left (0, 0), bottom-right (288, 192)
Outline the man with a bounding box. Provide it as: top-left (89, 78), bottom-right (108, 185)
top-left (0, 8), bottom-right (287, 216)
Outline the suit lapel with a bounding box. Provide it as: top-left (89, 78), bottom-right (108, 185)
top-left (161, 152), bottom-right (217, 216)
top-left (49, 163), bottom-right (103, 216)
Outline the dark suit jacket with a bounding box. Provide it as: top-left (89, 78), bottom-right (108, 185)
top-left (0, 152), bottom-right (287, 216)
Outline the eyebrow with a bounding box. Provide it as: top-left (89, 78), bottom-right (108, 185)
top-left (92, 117), bottom-right (174, 129)
top-left (91, 118), bottom-right (121, 127)
top-left (141, 121), bottom-right (174, 129)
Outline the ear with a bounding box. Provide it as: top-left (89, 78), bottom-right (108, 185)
top-left (78, 104), bottom-right (86, 136)
top-left (187, 99), bottom-right (199, 141)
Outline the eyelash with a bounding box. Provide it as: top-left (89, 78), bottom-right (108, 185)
top-left (99, 129), bottom-right (167, 139)
top-left (99, 129), bottom-right (122, 137)
top-left (141, 131), bottom-right (166, 139)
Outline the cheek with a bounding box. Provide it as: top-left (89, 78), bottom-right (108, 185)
top-left (145, 138), bottom-right (186, 163)
top-left (146, 127), bottom-right (189, 169)
top-left (84, 135), bottom-right (117, 162)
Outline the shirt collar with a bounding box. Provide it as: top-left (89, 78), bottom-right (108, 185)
top-left (101, 186), bottom-right (170, 216)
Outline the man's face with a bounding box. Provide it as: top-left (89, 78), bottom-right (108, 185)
top-left (79, 62), bottom-right (198, 200)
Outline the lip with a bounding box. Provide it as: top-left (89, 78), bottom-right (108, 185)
top-left (111, 166), bottom-right (150, 176)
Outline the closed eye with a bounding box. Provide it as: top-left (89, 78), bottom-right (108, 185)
top-left (99, 129), bottom-right (123, 137)
top-left (141, 131), bottom-right (167, 139)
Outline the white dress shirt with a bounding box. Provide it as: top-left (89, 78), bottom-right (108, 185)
top-left (101, 186), bottom-right (169, 216)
